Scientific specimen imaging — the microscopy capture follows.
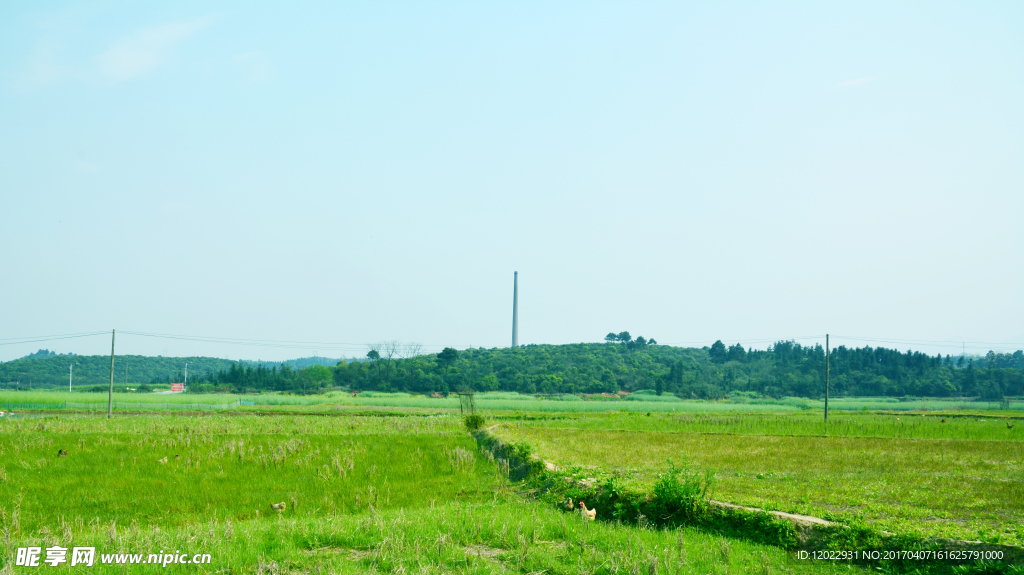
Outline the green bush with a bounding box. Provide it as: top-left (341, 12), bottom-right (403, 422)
top-left (464, 414), bottom-right (486, 431)
top-left (650, 459), bottom-right (715, 522)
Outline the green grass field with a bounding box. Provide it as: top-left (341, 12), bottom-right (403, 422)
top-left (0, 415), bottom-right (493, 532)
top-left (1, 499), bottom-right (855, 574)
top-left (806, 396), bottom-right (1024, 411)
top-left (498, 421), bottom-right (1024, 546)
top-left (500, 410), bottom-right (1024, 441)
top-left (0, 413), bottom-right (865, 574)
top-left (4, 389), bottom-right (1020, 416)
top-left (2, 390), bottom-right (1021, 572)
top-left (1, 389), bottom-right (805, 413)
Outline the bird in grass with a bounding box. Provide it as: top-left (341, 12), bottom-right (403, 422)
top-left (579, 501), bottom-right (596, 521)
top-left (57, 449), bottom-right (68, 457)
top-left (271, 502), bottom-right (287, 513)
top-left (941, 418), bottom-right (946, 423)
top-left (563, 497), bottom-right (574, 512)
top-left (1008, 422), bottom-right (1015, 430)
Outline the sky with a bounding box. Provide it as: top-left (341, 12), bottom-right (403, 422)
top-left (1, 1), bottom-right (1022, 362)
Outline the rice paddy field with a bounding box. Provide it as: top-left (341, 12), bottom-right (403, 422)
top-left (497, 411), bottom-right (1024, 547)
top-left (1, 390), bottom-right (1021, 572)
top-left (1, 390), bottom-right (805, 414)
top-left (503, 410), bottom-right (1024, 441)
top-left (2, 389), bottom-right (1020, 414)
top-left (0, 413), bottom-right (863, 574)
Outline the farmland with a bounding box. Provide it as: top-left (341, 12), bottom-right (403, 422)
top-left (503, 410), bottom-right (1024, 441)
top-left (0, 389), bottom-right (1021, 572)
top-left (0, 389), bottom-right (807, 414)
top-left (497, 413), bottom-right (1024, 546)
top-left (2, 389), bottom-right (1021, 416)
top-left (0, 416), bottom-right (494, 532)
top-left (0, 412), bottom-right (867, 574)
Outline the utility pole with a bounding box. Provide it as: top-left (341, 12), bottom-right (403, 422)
top-left (825, 334), bottom-right (830, 423)
top-left (184, 362), bottom-right (188, 391)
top-left (69, 364), bottom-right (73, 393)
top-left (108, 329), bottom-right (115, 418)
top-left (511, 271), bottom-right (519, 347)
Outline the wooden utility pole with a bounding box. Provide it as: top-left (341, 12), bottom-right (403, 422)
top-left (108, 329), bottom-right (115, 418)
top-left (825, 333), bottom-right (830, 423)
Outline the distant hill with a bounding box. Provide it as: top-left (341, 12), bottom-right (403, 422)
top-left (0, 351), bottom-right (355, 389)
top-left (1, 353), bottom-right (236, 388)
top-left (247, 356), bottom-right (346, 370)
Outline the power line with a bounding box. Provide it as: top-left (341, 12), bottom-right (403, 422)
top-left (118, 330), bottom-right (449, 352)
top-left (835, 335), bottom-right (1024, 347)
top-left (120, 331), bottom-right (372, 347)
top-left (0, 331), bottom-right (109, 346)
top-left (659, 334), bottom-right (1022, 353)
top-left (657, 335), bottom-right (827, 346)
top-left (832, 336), bottom-right (1023, 352)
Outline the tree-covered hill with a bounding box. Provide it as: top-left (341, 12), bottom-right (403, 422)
top-left (0, 352), bottom-right (349, 389)
top-left (0, 353), bottom-right (235, 388)
top-left (325, 340), bottom-right (1022, 400)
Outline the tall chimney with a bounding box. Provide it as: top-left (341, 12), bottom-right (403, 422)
top-left (511, 271), bottom-right (518, 347)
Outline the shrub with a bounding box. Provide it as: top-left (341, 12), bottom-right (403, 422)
top-left (475, 433), bottom-right (545, 481)
top-left (464, 414), bottom-right (485, 431)
top-left (650, 459), bottom-right (714, 523)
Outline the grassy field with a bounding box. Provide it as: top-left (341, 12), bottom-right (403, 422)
top-left (0, 413), bottom-right (864, 574)
top-left (2, 391), bottom-right (1021, 572)
top-left (0, 415), bottom-right (495, 532)
top-left (499, 410), bottom-right (1024, 441)
top-left (0, 389), bottom-right (804, 413)
top-left (5, 389), bottom-right (1020, 416)
top-left (807, 396), bottom-right (1024, 411)
top-left (1, 499), bottom-right (856, 574)
top-left (498, 422), bottom-right (1024, 546)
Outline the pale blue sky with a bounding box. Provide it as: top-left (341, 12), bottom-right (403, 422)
top-left (1, 1), bottom-right (1022, 361)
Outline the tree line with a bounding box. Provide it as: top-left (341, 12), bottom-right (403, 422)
top-left (3, 339), bottom-right (1022, 400)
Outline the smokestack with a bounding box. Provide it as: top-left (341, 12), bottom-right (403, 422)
top-left (511, 271), bottom-right (518, 347)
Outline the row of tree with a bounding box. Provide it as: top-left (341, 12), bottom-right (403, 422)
top-left (343, 340), bottom-right (1022, 400)
top-left (604, 331), bottom-right (658, 349)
